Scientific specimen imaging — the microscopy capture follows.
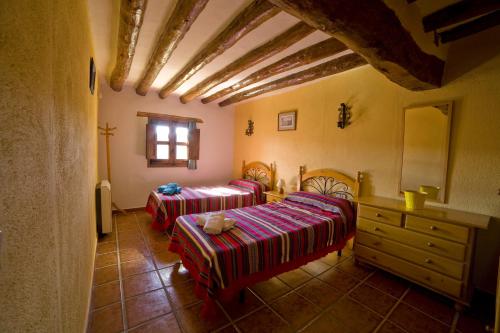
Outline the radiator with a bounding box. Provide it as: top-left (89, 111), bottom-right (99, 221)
top-left (96, 180), bottom-right (112, 234)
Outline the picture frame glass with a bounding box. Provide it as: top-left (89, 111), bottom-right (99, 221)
top-left (278, 111), bottom-right (297, 131)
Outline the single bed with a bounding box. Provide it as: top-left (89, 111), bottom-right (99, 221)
top-left (169, 166), bottom-right (362, 316)
top-left (146, 161), bottom-right (275, 231)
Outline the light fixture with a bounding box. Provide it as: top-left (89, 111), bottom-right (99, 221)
top-left (245, 120), bottom-right (254, 136)
top-left (337, 103), bottom-right (351, 129)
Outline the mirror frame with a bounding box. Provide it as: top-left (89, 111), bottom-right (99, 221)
top-left (399, 101), bottom-right (453, 203)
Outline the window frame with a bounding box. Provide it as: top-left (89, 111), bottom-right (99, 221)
top-left (147, 119), bottom-right (189, 168)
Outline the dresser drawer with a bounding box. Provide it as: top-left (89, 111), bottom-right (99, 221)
top-left (355, 245), bottom-right (462, 298)
top-left (358, 204), bottom-right (402, 226)
top-left (357, 218), bottom-right (466, 261)
top-left (355, 231), bottom-right (464, 280)
top-left (405, 215), bottom-right (470, 243)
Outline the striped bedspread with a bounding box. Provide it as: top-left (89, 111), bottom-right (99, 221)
top-left (146, 184), bottom-right (260, 231)
top-left (169, 196), bottom-right (355, 303)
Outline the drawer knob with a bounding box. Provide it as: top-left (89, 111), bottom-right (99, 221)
top-left (373, 227), bottom-right (380, 232)
top-left (424, 258), bottom-right (432, 264)
top-left (373, 241), bottom-right (381, 246)
top-left (425, 276), bottom-right (431, 281)
top-left (375, 213), bottom-right (382, 217)
top-left (426, 242), bottom-right (434, 247)
top-left (430, 225), bottom-right (437, 230)
top-left (371, 255), bottom-right (377, 260)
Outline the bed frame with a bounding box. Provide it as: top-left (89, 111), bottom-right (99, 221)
top-left (298, 165), bottom-right (362, 200)
top-left (241, 160), bottom-right (276, 190)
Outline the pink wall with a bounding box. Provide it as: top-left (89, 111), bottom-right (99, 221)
top-left (98, 83), bottom-right (235, 209)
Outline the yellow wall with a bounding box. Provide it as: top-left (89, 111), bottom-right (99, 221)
top-left (233, 28), bottom-right (500, 292)
top-left (0, 0), bottom-right (98, 332)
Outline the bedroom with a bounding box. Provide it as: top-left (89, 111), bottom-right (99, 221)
top-left (1, 0), bottom-right (499, 332)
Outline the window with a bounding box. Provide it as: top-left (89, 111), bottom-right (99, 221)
top-left (146, 120), bottom-right (200, 167)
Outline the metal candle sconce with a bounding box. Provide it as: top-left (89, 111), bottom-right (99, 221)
top-left (245, 120), bottom-right (254, 136)
top-left (337, 103), bottom-right (351, 129)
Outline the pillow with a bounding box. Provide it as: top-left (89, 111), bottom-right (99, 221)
top-left (228, 179), bottom-right (267, 204)
top-left (283, 191), bottom-right (354, 223)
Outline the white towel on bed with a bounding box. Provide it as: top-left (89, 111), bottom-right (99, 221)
top-left (196, 212), bottom-right (223, 226)
top-left (203, 214), bottom-right (225, 235)
top-left (222, 218), bottom-right (236, 231)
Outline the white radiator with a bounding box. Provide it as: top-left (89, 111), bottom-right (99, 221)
top-left (97, 180), bottom-right (112, 234)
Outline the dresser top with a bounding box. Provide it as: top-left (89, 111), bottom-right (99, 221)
top-left (356, 196), bottom-right (490, 229)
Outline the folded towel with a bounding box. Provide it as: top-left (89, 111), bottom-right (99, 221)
top-left (158, 183), bottom-right (182, 195)
top-left (222, 218), bottom-right (236, 231)
top-left (203, 214), bottom-right (225, 235)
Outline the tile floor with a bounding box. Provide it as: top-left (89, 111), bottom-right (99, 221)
top-left (88, 211), bottom-right (494, 333)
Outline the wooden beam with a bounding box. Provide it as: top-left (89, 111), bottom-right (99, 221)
top-left (267, 0), bottom-right (444, 91)
top-left (137, 111), bottom-right (203, 123)
top-left (202, 37), bottom-right (348, 104)
top-left (158, 0), bottom-right (280, 98)
top-left (135, 0), bottom-right (209, 96)
top-left (110, 0), bottom-right (148, 92)
top-left (219, 53), bottom-right (367, 107)
top-left (423, 0), bottom-right (500, 32)
top-left (179, 22), bottom-right (315, 103)
top-left (439, 9), bottom-right (500, 43)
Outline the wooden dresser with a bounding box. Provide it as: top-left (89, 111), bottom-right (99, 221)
top-left (354, 196), bottom-right (490, 308)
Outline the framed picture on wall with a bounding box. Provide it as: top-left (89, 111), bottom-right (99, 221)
top-left (278, 110), bottom-right (297, 131)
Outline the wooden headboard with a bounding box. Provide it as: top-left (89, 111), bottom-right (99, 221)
top-left (241, 160), bottom-right (276, 190)
top-left (298, 166), bottom-right (362, 200)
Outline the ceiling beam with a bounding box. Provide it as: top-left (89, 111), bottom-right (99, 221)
top-left (266, 0), bottom-right (444, 91)
top-left (158, 0), bottom-right (280, 99)
top-left (439, 9), bottom-right (500, 43)
top-left (219, 53), bottom-right (367, 107)
top-left (202, 37), bottom-right (347, 104)
top-left (135, 0), bottom-right (209, 96)
top-left (423, 0), bottom-right (500, 33)
top-left (110, 0), bottom-right (148, 92)
top-left (179, 22), bottom-right (315, 103)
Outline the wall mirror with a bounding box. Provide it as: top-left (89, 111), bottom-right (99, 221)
top-left (400, 102), bottom-right (453, 203)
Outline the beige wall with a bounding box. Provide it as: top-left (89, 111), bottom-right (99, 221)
top-left (0, 1), bottom-right (98, 332)
top-left (232, 28), bottom-right (500, 293)
top-left (98, 84), bottom-right (235, 209)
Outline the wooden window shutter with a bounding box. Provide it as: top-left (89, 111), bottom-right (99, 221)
top-left (146, 123), bottom-right (156, 159)
top-left (188, 128), bottom-right (200, 160)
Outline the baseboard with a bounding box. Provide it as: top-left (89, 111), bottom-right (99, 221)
top-left (83, 236), bottom-right (97, 333)
top-left (112, 206), bottom-right (145, 213)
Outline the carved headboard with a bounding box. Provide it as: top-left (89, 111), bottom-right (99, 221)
top-left (298, 166), bottom-right (362, 200)
top-left (241, 160), bottom-right (276, 190)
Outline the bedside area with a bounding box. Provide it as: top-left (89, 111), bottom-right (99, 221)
top-left (353, 196), bottom-right (490, 310)
top-left (263, 190), bottom-right (287, 203)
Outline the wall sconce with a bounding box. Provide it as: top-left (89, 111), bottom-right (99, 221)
top-left (245, 120), bottom-right (254, 136)
top-left (337, 103), bottom-right (351, 129)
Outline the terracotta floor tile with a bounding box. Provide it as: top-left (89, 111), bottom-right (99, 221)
top-left (336, 257), bottom-right (374, 279)
top-left (176, 302), bottom-right (228, 333)
top-left (403, 286), bottom-right (455, 324)
top-left (457, 312), bottom-right (488, 333)
top-left (147, 238), bottom-right (171, 253)
top-left (128, 312), bottom-right (181, 333)
top-left (166, 280), bottom-right (200, 309)
top-left (251, 277), bottom-right (291, 302)
top-left (95, 252), bottom-right (118, 268)
top-left (93, 265), bottom-right (119, 286)
top-left (119, 237), bottom-right (147, 250)
top-left (125, 289), bottom-right (172, 328)
top-left (121, 256), bottom-right (155, 278)
top-left (301, 260), bottom-right (331, 276)
top-left (318, 251), bottom-right (348, 266)
top-left (97, 232), bottom-right (116, 243)
top-left (123, 271), bottom-right (162, 298)
top-left (159, 264), bottom-right (192, 287)
top-left (93, 280), bottom-right (121, 309)
top-left (317, 268), bottom-right (359, 292)
top-left (119, 245), bottom-right (151, 262)
top-left (118, 229), bottom-right (143, 242)
top-left (330, 297), bottom-right (382, 333)
top-left (301, 313), bottom-right (358, 333)
top-left (89, 302), bottom-right (123, 333)
top-left (234, 307), bottom-right (291, 333)
top-left (115, 213), bottom-right (137, 224)
top-left (366, 270), bottom-right (409, 298)
top-left (219, 289), bottom-right (264, 320)
top-left (214, 325), bottom-right (239, 333)
top-left (295, 278), bottom-right (343, 308)
top-left (389, 302), bottom-right (450, 333)
top-left (378, 321), bottom-right (407, 333)
top-left (117, 222), bottom-right (141, 233)
top-left (153, 250), bottom-right (180, 269)
top-left (350, 283), bottom-right (397, 315)
top-left (96, 241), bottom-right (117, 254)
top-left (277, 268), bottom-right (312, 288)
top-left (270, 292), bottom-right (320, 330)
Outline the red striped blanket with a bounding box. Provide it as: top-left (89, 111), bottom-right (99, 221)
top-left (169, 195), bottom-right (355, 315)
top-left (146, 181), bottom-right (264, 231)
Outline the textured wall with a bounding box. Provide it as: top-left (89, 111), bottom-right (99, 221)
top-left (0, 0), bottom-right (98, 332)
top-left (98, 84), bottom-right (235, 209)
top-left (233, 28), bottom-right (500, 293)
